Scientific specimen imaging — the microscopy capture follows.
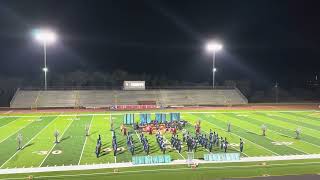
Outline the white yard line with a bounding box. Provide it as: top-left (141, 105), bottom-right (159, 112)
top-left (0, 117), bottom-right (39, 144)
top-left (161, 135), bottom-right (185, 160)
top-left (174, 147), bottom-right (185, 159)
top-left (133, 129), bottom-right (144, 154)
top-left (280, 135), bottom-right (320, 152)
top-left (200, 117), bottom-right (280, 156)
top-left (186, 113), bottom-right (247, 155)
top-left (298, 140), bottom-right (320, 149)
top-left (243, 114), bottom-right (320, 151)
top-left (1, 154), bottom-right (320, 175)
top-left (200, 128), bottom-right (249, 157)
top-left (195, 129), bottom-right (215, 153)
top-left (262, 132), bottom-right (308, 155)
top-left (271, 113), bottom-right (320, 132)
top-left (0, 117), bottom-right (28, 130)
top-left (134, 130), bottom-right (140, 140)
top-left (0, 115), bottom-right (60, 168)
top-left (39, 116), bottom-right (75, 167)
top-left (0, 124), bottom-right (30, 145)
top-left (78, 115), bottom-right (94, 165)
top-left (229, 115), bottom-right (311, 155)
top-left (135, 129), bottom-right (186, 160)
top-left (0, 110), bottom-right (318, 118)
top-left (260, 128), bottom-right (316, 154)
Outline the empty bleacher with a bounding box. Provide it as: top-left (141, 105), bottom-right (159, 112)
top-left (10, 91), bottom-right (39, 108)
top-left (78, 90), bottom-right (114, 108)
top-left (37, 90), bottom-right (75, 108)
top-left (10, 88), bottom-right (248, 108)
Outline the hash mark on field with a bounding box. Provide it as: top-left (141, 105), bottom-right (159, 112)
top-left (0, 117), bottom-right (27, 130)
top-left (236, 114), bottom-right (249, 117)
top-left (0, 116), bottom-right (60, 168)
top-left (78, 115), bottom-right (94, 165)
top-left (39, 116), bottom-right (74, 167)
top-left (0, 123), bottom-right (30, 145)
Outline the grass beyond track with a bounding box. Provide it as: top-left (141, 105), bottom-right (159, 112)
top-left (0, 159), bottom-right (319, 180)
top-left (0, 110), bottom-right (320, 179)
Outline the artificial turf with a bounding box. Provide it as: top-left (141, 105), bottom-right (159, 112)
top-left (0, 110), bottom-right (320, 179)
top-left (0, 159), bottom-right (320, 180)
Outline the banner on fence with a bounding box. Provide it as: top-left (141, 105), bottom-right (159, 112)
top-left (132, 155), bottom-right (171, 165)
top-left (204, 153), bottom-right (240, 161)
top-left (112, 105), bottom-right (159, 110)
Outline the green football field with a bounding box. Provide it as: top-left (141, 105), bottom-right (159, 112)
top-left (0, 110), bottom-right (320, 179)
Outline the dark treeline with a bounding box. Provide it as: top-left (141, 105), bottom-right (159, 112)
top-left (0, 70), bottom-right (319, 107)
top-left (0, 69), bottom-right (203, 106)
top-left (1, 69), bottom-right (191, 89)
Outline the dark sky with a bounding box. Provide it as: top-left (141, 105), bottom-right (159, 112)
top-left (1, 0), bottom-right (320, 88)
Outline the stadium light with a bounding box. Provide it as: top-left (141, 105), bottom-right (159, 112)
top-left (206, 42), bottom-right (223, 52)
top-left (33, 28), bottom-right (57, 90)
top-left (34, 29), bottom-right (57, 44)
top-left (206, 41), bottom-right (223, 89)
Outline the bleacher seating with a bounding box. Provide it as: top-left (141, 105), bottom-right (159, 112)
top-left (36, 91), bottom-right (75, 108)
top-left (10, 88), bottom-right (248, 108)
top-left (10, 91), bottom-right (39, 108)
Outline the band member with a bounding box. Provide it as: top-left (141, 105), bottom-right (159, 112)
top-left (224, 137), bottom-right (228, 153)
top-left (240, 138), bottom-right (244, 152)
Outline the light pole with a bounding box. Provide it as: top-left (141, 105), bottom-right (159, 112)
top-left (206, 42), bottom-right (222, 89)
top-left (33, 29), bottom-right (57, 90)
top-left (275, 82), bottom-right (279, 103)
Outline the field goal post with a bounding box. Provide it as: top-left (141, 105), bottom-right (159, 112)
top-left (31, 91), bottom-right (41, 111)
top-left (74, 90), bottom-right (80, 109)
top-left (186, 152), bottom-right (194, 166)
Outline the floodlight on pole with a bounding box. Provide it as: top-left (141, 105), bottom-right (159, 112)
top-left (33, 28), bottom-right (57, 90)
top-left (34, 29), bottom-right (57, 44)
top-left (206, 42), bottom-right (223, 52)
top-left (206, 41), bottom-right (223, 89)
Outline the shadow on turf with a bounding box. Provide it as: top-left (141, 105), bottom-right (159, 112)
top-left (99, 151), bottom-right (110, 157)
top-left (246, 131), bottom-right (264, 136)
top-left (279, 134), bottom-right (293, 138)
top-left (23, 143), bottom-right (34, 149)
top-left (116, 150), bottom-right (125, 156)
top-left (60, 136), bottom-right (70, 142)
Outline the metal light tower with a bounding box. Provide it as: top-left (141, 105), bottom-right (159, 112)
top-left (275, 82), bottom-right (279, 103)
top-left (206, 41), bottom-right (223, 89)
top-left (33, 29), bottom-right (57, 90)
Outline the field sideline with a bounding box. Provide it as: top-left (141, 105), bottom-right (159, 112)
top-left (0, 109), bottom-right (320, 179)
top-left (1, 159), bottom-right (320, 180)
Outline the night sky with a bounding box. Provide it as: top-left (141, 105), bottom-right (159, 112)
top-left (1, 0), bottom-right (320, 89)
